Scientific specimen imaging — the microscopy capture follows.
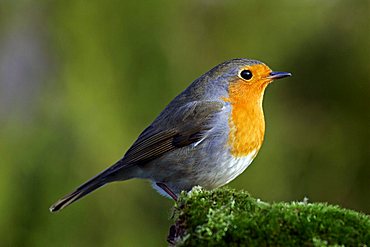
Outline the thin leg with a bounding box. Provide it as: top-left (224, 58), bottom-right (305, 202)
top-left (156, 182), bottom-right (178, 201)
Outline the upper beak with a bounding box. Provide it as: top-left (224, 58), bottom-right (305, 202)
top-left (268, 71), bottom-right (292, 80)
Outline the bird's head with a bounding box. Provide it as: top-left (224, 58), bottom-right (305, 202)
top-left (210, 58), bottom-right (291, 104)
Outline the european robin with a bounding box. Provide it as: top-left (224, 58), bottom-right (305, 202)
top-left (50, 58), bottom-right (291, 212)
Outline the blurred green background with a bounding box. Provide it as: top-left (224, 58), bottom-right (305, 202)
top-left (1, 0), bottom-right (369, 246)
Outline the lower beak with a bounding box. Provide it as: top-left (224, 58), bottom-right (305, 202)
top-left (268, 71), bottom-right (292, 80)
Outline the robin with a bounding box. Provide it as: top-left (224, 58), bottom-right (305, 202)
top-left (50, 58), bottom-right (291, 212)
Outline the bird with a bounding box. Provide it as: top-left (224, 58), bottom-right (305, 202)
top-left (50, 58), bottom-right (291, 212)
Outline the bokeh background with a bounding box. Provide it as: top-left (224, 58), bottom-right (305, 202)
top-left (1, 0), bottom-right (369, 246)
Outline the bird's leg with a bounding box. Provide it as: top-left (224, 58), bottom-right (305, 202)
top-left (156, 182), bottom-right (178, 201)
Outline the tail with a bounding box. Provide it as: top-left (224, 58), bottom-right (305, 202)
top-left (49, 176), bottom-right (107, 212)
top-left (49, 160), bottom-right (128, 212)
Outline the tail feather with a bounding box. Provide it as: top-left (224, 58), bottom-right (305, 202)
top-left (50, 160), bottom-right (132, 212)
top-left (49, 178), bottom-right (106, 212)
top-left (49, 179), bottom-right (107, 212)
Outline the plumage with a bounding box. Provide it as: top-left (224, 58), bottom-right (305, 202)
top-left (50, 58), bottom-right (291, 212)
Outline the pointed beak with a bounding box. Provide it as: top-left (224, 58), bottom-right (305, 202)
top-left (267, 71), bottom-right (292, 80)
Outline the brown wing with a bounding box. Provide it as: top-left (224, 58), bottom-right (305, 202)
top-left (115, 101), bottom-right (224, 169)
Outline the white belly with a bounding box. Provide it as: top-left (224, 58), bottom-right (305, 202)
top-left (214, 149), bottom-right (258, 187)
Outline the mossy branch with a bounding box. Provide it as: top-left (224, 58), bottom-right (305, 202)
top-left (168, 187), bottom-right (370, 246)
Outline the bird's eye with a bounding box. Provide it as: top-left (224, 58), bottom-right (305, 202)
top-left (240, 70), bottom-right (253, 80)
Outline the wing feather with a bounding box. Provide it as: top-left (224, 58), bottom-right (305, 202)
top-left (111, 101), bottom-right (224, 172)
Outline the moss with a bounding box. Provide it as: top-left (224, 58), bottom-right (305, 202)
top-left (169, 187), bottom-right (370, 246)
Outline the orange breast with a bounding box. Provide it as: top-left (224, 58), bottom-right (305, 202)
top-left (223, 79), bottom-right (267, 157)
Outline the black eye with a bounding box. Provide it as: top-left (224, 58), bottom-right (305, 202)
top-left (240, 70), bottom-right (253, 80)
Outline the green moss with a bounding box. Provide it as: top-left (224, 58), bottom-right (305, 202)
top-left (170, 187), bottom-right (370, 246)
